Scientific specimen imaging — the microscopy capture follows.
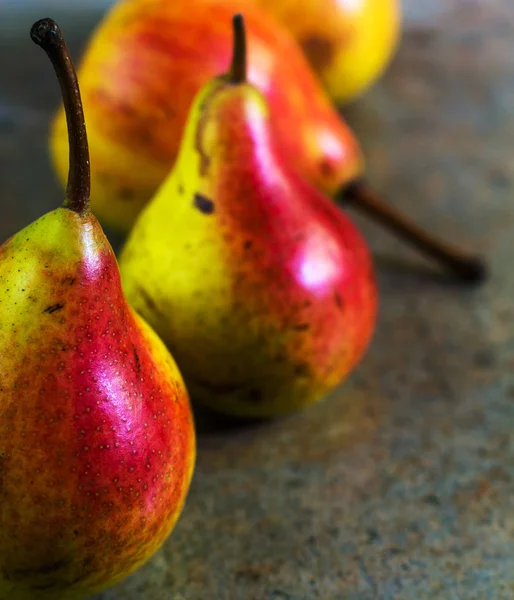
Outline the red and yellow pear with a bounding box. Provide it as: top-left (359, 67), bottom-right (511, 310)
top-left (0, 19), bottom-right (195, 599)
top-left (119, 15), bottom-right (377, 417)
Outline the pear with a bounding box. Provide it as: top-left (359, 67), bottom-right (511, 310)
top-left (119, 15), bottom-right (378, 417)
top-left (0, 19), bottom-right (195, 600)
top-left (254, 0), bottom-right (401, 104)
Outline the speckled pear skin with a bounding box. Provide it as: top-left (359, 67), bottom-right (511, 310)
top-left (0, 208), bottom-right (195, 599)
top-left (119, 72), bottom-right (377, 418)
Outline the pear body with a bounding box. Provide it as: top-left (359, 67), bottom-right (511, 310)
top-left (0, 209), bottom-right (195, 599)
top-left (255, 0), bottom-right (401, 103)
top-left (49, 0), bottom-right (362, 231)
top-left (119, 80), bottom-right (377, 417)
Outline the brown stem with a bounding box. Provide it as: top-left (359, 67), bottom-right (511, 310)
top-left (340, 180), bottom-right (487, 283)
top-left (30, 18), bottom-right (90, 214)
top-left (228, 14), bottom-right (247, 84)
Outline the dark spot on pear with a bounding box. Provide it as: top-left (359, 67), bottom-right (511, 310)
top-left (134, 128), bottom-right (152, 146)
top-left (319, 158), bottom-right (335, 178)
top-left (119, 188), bottom-right (135, 201)
top-left (244, 240), bottom-right (253, 250)
top-left (292, 323), bottom-right (310, 331)
top-left (294, 363), bottom-right (310, 377)
top-left (118, 101), bottom-right (135, 117)
top-left (44, 303), bottom-right (64, 314)
top-left (178, 184), bottom-right (184, 195)
top-left (133, 345), bottom-right (141, 375)
top-left (334, 292), bottom-right (344, 310)
top-left (61, 276), bottom-right (76, 286)
top-left (300, 35), bottom-right (337, 71)
top-left (193, 193), bottom-right (215, 215)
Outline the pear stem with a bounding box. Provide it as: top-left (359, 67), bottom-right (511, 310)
top-left (30, 18), bottom-right (90, 215)
top-left (229, 14), bottom-right (247, 84)
top-left (340, 180), bottom-right (487, 283)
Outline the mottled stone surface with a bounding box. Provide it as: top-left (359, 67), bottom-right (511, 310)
top-left (1, 0), bottom-right (514, 598)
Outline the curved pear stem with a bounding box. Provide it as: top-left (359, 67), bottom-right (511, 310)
top-left (340, 180), bottom-right (487, 283)
top-left (31, 18), bottom-right (90, 215)
top-left (228, 14), bottom-right (247, 84)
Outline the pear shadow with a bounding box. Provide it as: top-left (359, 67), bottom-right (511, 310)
top-left (193, 383), bottom-right (389, 472)
top-left (191, 399), bottom-right (275, 437)
top-left (372, 252), bottom-right (487, 289)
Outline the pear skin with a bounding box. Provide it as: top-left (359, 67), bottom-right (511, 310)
top-left (0, 19), bottom-right (195, 599)
top-left (120, 16), bottom-right (377, 417)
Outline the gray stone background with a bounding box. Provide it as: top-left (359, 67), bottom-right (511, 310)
top-left (1, 0), bottom-right (513, 598)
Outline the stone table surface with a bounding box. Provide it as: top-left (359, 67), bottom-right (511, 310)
top-left (1, 1), bottom-right (513, 598)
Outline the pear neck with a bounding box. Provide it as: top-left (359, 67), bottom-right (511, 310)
top-left (207, 88), bottom-right (282, 180)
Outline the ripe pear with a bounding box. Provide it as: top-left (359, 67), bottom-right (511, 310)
top-left (0, 19), bottom-right (195, 600)
top-left (119, 15), bottom-right (378, 418)
top-left (254, 0), bottom-right (401, 104)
